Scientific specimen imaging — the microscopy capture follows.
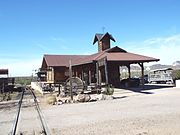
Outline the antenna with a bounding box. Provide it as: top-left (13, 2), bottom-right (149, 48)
top-left (102, 26), bottom-right (105, 34)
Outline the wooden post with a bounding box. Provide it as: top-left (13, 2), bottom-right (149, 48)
top-left (69, 60), bottom-right (73, 100)
top-left (81, 69), bottom-right (84, 81)
top-left (127, 65), bottom-right (131, 79)
top-left (96, 62), bottom-right (99, 85)
top-left (58, 84), bottom-right (61, 95)
top-left (139, 63), bottom-right (144, 89)
top-left (104, 58), bottom-right (108, 84)
top-left (75, 71), bottom-right (78, 77)
top-left (119, 66), bottom-right (121, 81)
top-left (89, 70), bottom-right (91, 84)
top-left (99, 70), bottom-right (101, 85)
top-left (2, 82), bottom-right (5, 93)
top-left (51, 67), bottom-right (54, 83)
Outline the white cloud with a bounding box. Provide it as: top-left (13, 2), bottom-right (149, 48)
top-left (35, 43), bottom-right (51, 52)
top-left (50, 36), bottom-right (69, 50)
top-left (34, 37), bottom-right (69, 53)
top-left (0, 58), bottom-right (41, 77)
top-left (123, 34), bottom-right (180, 65)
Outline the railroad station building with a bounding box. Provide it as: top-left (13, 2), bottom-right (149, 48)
top-left (38, 32), bottom-right (159, 87)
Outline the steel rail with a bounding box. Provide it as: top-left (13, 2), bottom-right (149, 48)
top-left (10, 87), bottom-right (51, 135)
top-left (11, 88), bottom-right (25, 135)
top-left (28, 87), bottom-right (51, 135)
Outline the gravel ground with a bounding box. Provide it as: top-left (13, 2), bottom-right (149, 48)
top-left (0, 84), bottom-right (180, 135)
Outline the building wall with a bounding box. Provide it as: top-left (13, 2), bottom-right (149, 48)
top-left (47, 67), bottom-right (54, 83)
top-left (98, 41), bottom-right (103, 52)
top-left (97, 35), bottom-right (110, 52)
top-left (44, 62), bottom-right (121, 87)
top-left (46, 66), bottom-right (70, 83)
top-left (54, 67), bottom-right (68, 82)
top-left (102, 36), bottom-right (110, 51)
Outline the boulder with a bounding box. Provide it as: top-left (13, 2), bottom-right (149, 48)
top-left (89, 95), bottom-right (98, 102)
top-left (96, 94), bottom-right (105, 100)
top-left (96, 94), bottom-right (113, 100)
top-left (77, 94), bottom-right (91, 102)
top-left (104, 95), bottom-right (113, 100)
top-left (57, 99), bottom-right (63, 105)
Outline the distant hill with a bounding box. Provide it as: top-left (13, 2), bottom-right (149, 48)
top-left (149, 62), bottom-right (180, 70)
top-left (14, 76), bottom-right (37, 85)
top-left (172, 61), bottom-right (180, 67)
top-left (128, 61), bottom-right (180, 71)
top-left (149, 64), bottom-right (172, 70)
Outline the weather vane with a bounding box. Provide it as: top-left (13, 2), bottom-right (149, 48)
top-left (102, 26), bottom-right (105, 34)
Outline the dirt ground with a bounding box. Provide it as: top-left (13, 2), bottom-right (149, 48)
top-left (0, 84), bottom-right (180, 135)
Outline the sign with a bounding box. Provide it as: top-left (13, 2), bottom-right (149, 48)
top-left (0, 69), bottom-right (8, 75)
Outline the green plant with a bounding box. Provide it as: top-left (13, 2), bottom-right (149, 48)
top-left (172, 70), bottom-right (180, 80)
top-left (46, 95), bottom-right (57, 105)
top-left (102, 85), bottom-right (114, 95)
top-left (15, 77), bottom-right (32, 85)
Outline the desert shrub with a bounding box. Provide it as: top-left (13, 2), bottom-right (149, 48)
top-left (15, 77), bottom-right (32, 85)
top-left (172, 70), bottom-right (180, 80)
top-left (102, 85), bottom-right (114, 95)
top-left (46, 95), bottom-right (57, 105)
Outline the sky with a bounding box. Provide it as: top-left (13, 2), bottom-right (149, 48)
top-left (0, 0), bottom-right (180, 76)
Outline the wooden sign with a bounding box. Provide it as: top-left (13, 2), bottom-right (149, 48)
top-left (0, 69), bottom-right (8, 75)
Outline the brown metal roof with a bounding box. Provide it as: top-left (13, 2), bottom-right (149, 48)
top-left (42, 46), bottom-right (159, 68)
top-left (43, 54), bottom-right (88, 67)
top-left (99, 52), bottom-right (159, 63)
top-left (73, 46), bottom-right (159, 65)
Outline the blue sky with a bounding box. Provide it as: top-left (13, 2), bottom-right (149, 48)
top-left (0, 0), bottom-right (180, 76)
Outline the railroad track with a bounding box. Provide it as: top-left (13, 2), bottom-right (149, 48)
top-left (10, 86), bottom-right (51, 135)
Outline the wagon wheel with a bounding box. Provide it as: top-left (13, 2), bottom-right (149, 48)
top-left (65, 77), bottom-right (84, 95)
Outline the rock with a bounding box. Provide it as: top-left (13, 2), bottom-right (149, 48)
top-left (96, 94), bottom-right (104, 100)
top-left (57, 99), bottom-right (63, 105)
top-left (84, 94), bottom-right (91, 102)
top-left (95, 94), bottom-right (113, 100)
top-left (77, 94), bottom-right (91, 102)
top-left (101, 88), bottom-right (107, 94)
top-left (60, 92), bottom-right (66, 97)
top-left (104, 95), bottom-right (113, 100)
top-left (64, 99), bottom-right (71, 103)
top-left (73, 96), bottom-right (78, 103)
top-left (89, 95), bottom-right (98, 102)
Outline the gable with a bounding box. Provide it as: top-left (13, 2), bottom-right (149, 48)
top-left (106, 46), bottom-right (127, 53)
top-left (41, 57), bottom-right (48, 69)
top-left (93, 32), bottom-right (115, 45)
